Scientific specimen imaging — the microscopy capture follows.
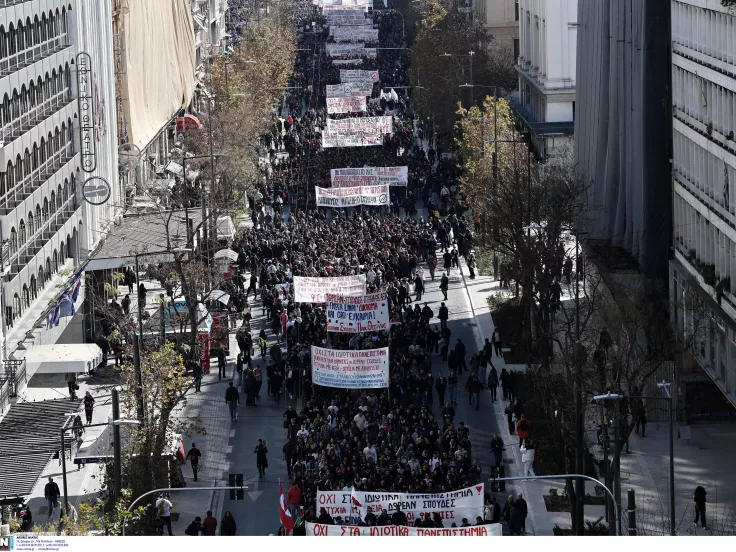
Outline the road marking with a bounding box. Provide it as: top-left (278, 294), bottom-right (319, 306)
top-left (248, 491), bottom-right (264, 502)
top-left (227, 445), bottom-right (233, 454)
top-left (230, 429), bottom-right (235, 438)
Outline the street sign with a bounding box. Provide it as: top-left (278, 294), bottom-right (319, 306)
top-left (74, 456), bottom-right (112, 465)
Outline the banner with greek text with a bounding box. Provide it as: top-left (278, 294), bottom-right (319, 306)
top-left (326, 10), bottom-right (369, 26)
top-left (315, 185), bottom-right (390, 207)
top-left (327, 96), bottom-right (367, 114)
top-left (322, 131), bottom-right (383, 148)
top-left (327, 43), bottom-right (367, 57)
top-left (311, 346), bottom-right (389, 388)
top-left (340, 69), bottom-right (379, 83)
top-left (331, 26), bottom-right (379, 42)
top-left (331, 166), bottom-right (408, 187)
top-left (326, 291), bottom-right (389, 332)
top-left (293, 274), bottom-right (366, 303)
top-left (350, 485), bottom-right (485, 525)
top-left (333, 58), bottom-right (363, 66)
top-left (326, 82), bottom-right (374, 98)
top-left (306, 522), bottom-right (502, 536)
top-left (326, 116), bottom-right (392, 135)
top-left (317, 0), bottom-right (371, 8)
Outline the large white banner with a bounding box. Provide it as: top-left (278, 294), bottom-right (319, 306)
top-left (317, 0), bottom-right (371, 8)
top-left (327, 96), bottom-right (367, 114)
top-left (322, 131), bottom-right (383, 148)
top-left (306, 522), bottom-right (502, 537)
top-left (331, 166), bottom-right (408, 187)
top-left (331, 26), bottom-right (379, 42)
top-left (327, 43), bottom-right (367, 57)
top-left (326, 291), bottom-right (389, 332)
top-left (350, 485), bottom-right (485, 525)
top-left (340, 69), bottom-right (379, 83)
top-left (293, 274), bottom-right (366, 303)
top-left (315, 185), bottom-right (390, 207)
top-left (326, 116), bottom-right (393, 135)
top-left (333, 58), bottom-right (363, 66)
top-left (325, 9), bottom-right (369, 26)
top-left (326, 82), bottom-right (374, 98)
top-left (311, 346), bottom-right (389, 388)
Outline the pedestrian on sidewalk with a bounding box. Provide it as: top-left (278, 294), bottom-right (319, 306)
top-left (448, 370), bottom-right (458, 405)
top-left (65, 372), bottom-right (78, 400)
top-left (225, 382), bottom-right (240, 421)
top-left (217, 349), bottom-right (227, 381)
top-left (440, 273), bottom-right (449, 301)
top-left (186, 443), bottom-right (202, 482)
top-left (193, 362), bottom-right (203, 392)
top-left (414, 273), bottom-right (425, 301)
top-left (201, 510), bottom-right (217, 535)
top-left (515, 494), bottom-right (528, 534)
top-left (221, 511), bottom-right (237, 535)
top-left (491, 328), bottom-right (502, 357)
top-left (438, 302), bottom-right (449, 330)
top-left (255, 438), bottom-right (268, 478)
top-left (467, 251), bottom-right (476, 279)
top-left (500, 367), bottom-right (509, 400)
top-left (44, 477), bottom-right (60, 519)
top-left (505, 400), bottom-right (515, 435)
top-left (83, 391), bottom-right (95, 424)
top-left (156, 494), bottom-right (174, 536)
top-left (520, 439), bottom-right (536, 476)
top-left (184, 516), bottom-right (202, 536)
top-left (516, 415), bottom-right (531, 447)
top-left (428, 254), bottom-right (437, 280)
top-left (694, 486), bottom-right (707, 529)
top-left (487, 366), bottom-right (499, 402)
top-left (490, 434), bottom-right (505, 468)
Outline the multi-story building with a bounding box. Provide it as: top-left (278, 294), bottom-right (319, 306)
top-left (669, 0), bottom-right (736, 412)
top-left (0, 0), bottom-right (120, 374)
top-left (512, 0), bottom-right (576, 159)
top-left (475, 0), bottom-right (520, 57)
top-left (192, 0), bottom-right (229, 76)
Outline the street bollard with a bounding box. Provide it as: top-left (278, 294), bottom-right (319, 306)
top-left (627, 489), bottom-right (636, 536)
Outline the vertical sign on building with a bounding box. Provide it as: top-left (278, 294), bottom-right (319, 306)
top-left (76, 52), bottom-right (97, 173)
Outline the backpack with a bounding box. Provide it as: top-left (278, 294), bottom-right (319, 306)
top-left (519, 420), bottom-right (529, 432)
top-left (156, 500), bottom-right (165, 517)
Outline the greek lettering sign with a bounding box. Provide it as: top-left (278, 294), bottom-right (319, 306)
top-left (326, 9), bottom-right (369, 26)
top-left (306, 522), bottom-right (502, 536)
top-left (331, 26), bottom-right (379, 42)
top-left (340, 69), bottom-right (380, 83)
top-left (326, 116), bottom-right (393, 135)
top-left (311, 346), bottom-right (389, 388)
top-left (350, 485), bottom-right (485, 524)
top-left (293, 275), bottom-right (366, 303)
top-left (315, 185), bottom-right (390, 207)
top-left (321, 130), bottom-right (383, 148)
top-left (76, 52), bottom-right (97, 173)
top-left (331, 166), bottom-right (408, 187)
top-left (326, 292), bottom-right (389, 333)
top-left (326, 83), bottom-right (374, 98)
top-left (326, 95), bottom-right (367, 114)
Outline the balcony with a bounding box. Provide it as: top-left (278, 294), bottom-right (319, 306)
top-left (0, 34), bottom-right (71, 78)
top-left (0, 141), bottom-right (76, 215)
top-left (1, 87), bottom-right (72, 147)
top-left (6, 191), bottom-right (79, 279)
top-left (0, 0), bottom-right (33, 8)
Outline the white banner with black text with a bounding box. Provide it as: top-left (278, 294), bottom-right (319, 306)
top-left (315, 185), bottom-right (390, 207)
top-left (311, 346), bottom-right (390, 388)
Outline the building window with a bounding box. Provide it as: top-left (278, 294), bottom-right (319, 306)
top-left (515, 0), bottom-right (519, 21)
top-left (513, 39), bottom-right (520, 63)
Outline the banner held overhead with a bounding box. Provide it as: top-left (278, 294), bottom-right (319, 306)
top-left (311, 346), bottom-right (389, 388)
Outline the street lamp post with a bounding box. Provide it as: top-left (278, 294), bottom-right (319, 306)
top-left (438, 51), bottom-right (475, 106)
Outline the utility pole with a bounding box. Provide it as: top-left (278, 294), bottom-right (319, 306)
top-left (132, 333), bottom-right (144, 422)
top-left (574, 232), bottom-right (584, 535)
top-left (112, 389), bottom-right (122, 499)
top-left (613, 397), bottom-right (622, 536)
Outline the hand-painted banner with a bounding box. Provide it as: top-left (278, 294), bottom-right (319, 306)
top-left (315, 185), bottom-right (389, 207)
top-left (294, 275), bottom-right (365, 303)
top-left (317, 0), bottom-right (371, 8)
top-left (327, 43), bottom-right (367, 57)
top-left (325, 9), bottom-right (369, 26)
top-left (333, 58), bottom-right (364, 66)
top-left (322, 131), bottom-right (383, 148)
top-left (340, 69), bottom-right (379, 83)
top-left (327, 96), bottom-right (367, 114)
top-left (306, 522), bottom-right (502, 537)
top-left (311, 346), bottom-right (389, 388)
top-left (331, 26), bottom-right (379, 42)
top-left (350, 485), bottom-right (485, 525)
top-left (326, 116), bottom-right (392, 135)
top-left (326, 83), bottom-right (374, 98)
top-left (331, 166), bottom-right (408, 187)
top-left (326, 291), bottom-right (389, 333)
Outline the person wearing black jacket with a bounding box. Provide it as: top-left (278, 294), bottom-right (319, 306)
top-left (448, 371), bottom-right (458, 405)
top-left (225, 382), bottom-right (240, 422)
top-left (186, 443), bottom-right (202, 482)
top-left (220, 511), bottom-right (237, 535)
top-left (376, 510), bottom-right (390, 526)
top-left (435, 373), bottom-right (447, 405)
top-left (390, 505), bottom-right (407, 526)
top-left (438, 302), bottom-right (449, 329)
top-left (317, 508), bottom-right (333, 525)
top-left (516, 494), bottom-right (528, 533)
top-left (364, 507), bottom-right (377, 526)
top-left (490, 434), bottom-right (505, 468)
top-left (440, 273), bottom-right (449, 301)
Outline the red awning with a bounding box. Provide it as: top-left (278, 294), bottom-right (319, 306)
top-left (176, 114), bottom-right (203, 132)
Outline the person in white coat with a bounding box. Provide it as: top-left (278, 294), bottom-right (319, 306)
top-left (520, 440), bottom-right (536, 477)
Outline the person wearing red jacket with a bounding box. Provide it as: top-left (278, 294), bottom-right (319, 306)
top-left (287, 482), bottom-right (302, 519)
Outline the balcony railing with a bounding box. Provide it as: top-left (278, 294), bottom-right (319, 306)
top-left (0, 33), bottom-right (70, 77)
top-left (1, 87), bottom-right (72, 146)
top-left (2, 358), bottom-right (26, 397)
top-left (0, 140), bottom-right (76, 215)
top-left (0, 0), bottom-right (33, 8)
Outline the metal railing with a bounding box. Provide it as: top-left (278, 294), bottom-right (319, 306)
top-left (3, 358), bottom-right (26, 397)
top-left (0, 140), bottom-right (76, 213)
top-left (1, 87), bottom-right (72, 146)
top-left (0, 33), bottom-right (70, 76)
top-left (0, 0), bottom-right (33, 8)
top-left (0, 378), bottom-right (9, 413)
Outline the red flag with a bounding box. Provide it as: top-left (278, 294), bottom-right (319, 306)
top-left (279, 481), bottom-right (295, 534)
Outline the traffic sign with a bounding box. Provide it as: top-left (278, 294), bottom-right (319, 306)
top-left (73, 456), bottom-right (112, 465)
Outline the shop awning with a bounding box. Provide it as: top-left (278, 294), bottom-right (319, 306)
top-left (176, 114), bottom-right (203, 132)
top-left (209, 289), bottom-right (230, 306)
top-left (23, 344), bottom-right (103, 374)
top-left (214, 248), bottom-right (238, 261)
